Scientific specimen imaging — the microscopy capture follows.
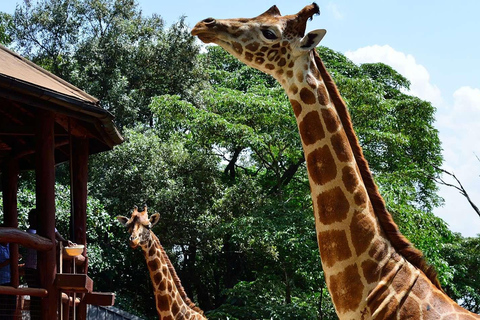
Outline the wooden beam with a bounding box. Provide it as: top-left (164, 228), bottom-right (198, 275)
top-left (83, 292), bottom-right (115, 306)
top-left (55, 274), bottom-right (93, 293)
top-left (35, 109), bottom-right (57, 320)
top-left (0, 228), bottom-right (54, 251)
top-left (0, 285), bottom-right (48, 297)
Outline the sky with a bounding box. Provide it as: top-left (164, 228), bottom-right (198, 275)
top-left (1, 1), bottom-right (479, 237)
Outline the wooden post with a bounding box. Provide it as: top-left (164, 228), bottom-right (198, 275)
top-left (35, 109), bottom-right (58, 320)
top-left (71, 136), bottom-right (89, 319)
top-left (2, 160), bottom-right (19, 288)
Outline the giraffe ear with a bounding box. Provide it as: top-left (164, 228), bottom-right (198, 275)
top-left (149, 213), bottom-right (161, 227)
top-left (116, 216), bottom-right (129, 226)
top-left (299, 29), bottom-right (327, 50)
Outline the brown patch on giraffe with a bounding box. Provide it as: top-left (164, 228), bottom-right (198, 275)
top-left (265, 63), bottom-right (275, 70)
top-left (167, 281), bottom-right (173, 292)
top-left (153, 271), bottom-right (162, 287)
top-left (372, 295), bottom-right (399, 320)
top-left (290, 100), bottom-right (302, 118)
top-left (245, 52), bottom-right (253, 62)
top-left (255, 57), bottom-right (264, 64)
top-left (298, 111), bottom-right (325, 145)
top-left (329, 264), bottom-right (364, 313)
top-left (286, 70), bottom-right (294, 78)
top-left (299, 87), bottom-right (316, 105)
top-left (342, 165), bottom-right (359, 193)
top-left (321, 107), bottom-right (340, 133)
top-left (422, 302), bottom-right (441, 319)
top-left (310, 61), bottom-right (320, 78)
top-left (246, 42), bottom-right (260, 51)
top-left (296, 71), bottom-right (304, 82)
top-left (172, 300), bottom-right (180, 315)
top-left (267, 50), bottom-right (278, 61)
top-left (148, 258), bottom-right (160, 271)
top-left (157, 294), bottom-right (172, 311)
top-left (317, 83), bottom-right (329, 106)
top-left (240, 37), bottom-right (249, 43)
top-left (317, 186), bottom-right (350, 225)
top-left (353, 187), bottom-right (368, 208)
top-left (288, 61), bottom-right (294, 68)
top-left (307, 145), bottom-right (337, 186)
top-left (289, 84), bottom-right (298, 95)
top-left (163, 316), bottom-right (173, 320)
top-left (281, 47), bottom-right (287, 54)
top-left (350, 211), bottom-right (376, 256)
top-left (276, 69), bottom-right (284, 76)
top-left (391, 265), bottom-right (413, 293)
top-left (161, 265), bottom-right (168, 276)
top-left (272, 43), bottom-right (280, 48)
top-left (149, 245), bottom-right (156, 257)
top-left (368, 239), bottom-right (389, 262)
top-left (306, 74), bottom-right (317, 89)
top-left (429, 289), bottom-right (455, 315)
top-left (278, 57), bottom-right (287, 67)
top-left (260, 46), bottom-right (268, 52)
top-left (331, 131), bottom-right (353, 163)
top-left (232, 42), bottom-right (243, 54)
top-left (255, 52), bottom-right (265, 57)
top-left (399, 296), bottom-right (422, 319)
top-left (361, 259), bottom-right (381, 284)
top-left (317, 229), bottom-right (352, 268)
top-left (158, 276), bottom-right (166, 291)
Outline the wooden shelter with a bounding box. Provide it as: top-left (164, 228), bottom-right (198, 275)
top-left (0, 44), bottom-right (123, 319)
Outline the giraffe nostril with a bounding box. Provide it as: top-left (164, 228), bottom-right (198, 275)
top-left (202, 18), bottom-right (216, 26)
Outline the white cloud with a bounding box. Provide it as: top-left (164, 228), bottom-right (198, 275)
top-left (344, 45), bottom-right (480, 237)
top-left (345, 45), bottom-right (442, 106)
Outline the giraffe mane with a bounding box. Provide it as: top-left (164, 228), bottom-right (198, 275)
top-left (312, 49), bottom-right (443, 291)
top-left (150, 232), bottom-right (205, 315)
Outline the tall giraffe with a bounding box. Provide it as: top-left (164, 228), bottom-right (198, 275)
top-left (117, 206), bottom-right (206, 320)
top-left (191, 4), bottom-right (480, 319)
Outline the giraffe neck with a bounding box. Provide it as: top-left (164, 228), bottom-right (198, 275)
top-left (141, 233), bottom-right (205, 319)
top-left (279, 50), bottom-right (424, 318)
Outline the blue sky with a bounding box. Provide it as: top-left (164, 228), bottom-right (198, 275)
top-left (2, 1), bottom-right (480, 237)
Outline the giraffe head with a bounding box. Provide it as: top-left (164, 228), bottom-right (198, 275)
top-left (117, 205), bottom-right (160, 249)
top-left (191, 3), bottom-right (326, 79)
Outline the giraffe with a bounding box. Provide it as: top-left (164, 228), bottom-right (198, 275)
top-left (191, 3), bottom-right (480, 319)
top-left (117, 206), bottom-right (206, 320)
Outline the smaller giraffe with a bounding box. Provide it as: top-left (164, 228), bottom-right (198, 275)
top-left (117, 206), bottom-right (206, 320)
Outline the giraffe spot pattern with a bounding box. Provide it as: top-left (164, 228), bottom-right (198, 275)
top-left (307, 145), bottom-right (337, 186)
top-left (157, 294), bottom-right (172, 311)
top-left (267, 50), bottom-right (278, 61)
top-left (260, 46), bottom-right (268, 52)
top-left (255, 57), bottom-right (264, 64)
top-left (331, 131), bottom-right (353, 162)
top-left (321, 107), bottom-right (340, 132)
top-left (153, 271), bottom-right (162, 287)
top-left (299, 87), bottom-right (316, 105)
top-left (296, 71), bottom-right (304, 82)
top-left (245, 52), bottom-right (253, 62)
top-left (391, 264), bottom-right (413, 294)
top-left (350, 211), bottom-right (376, 256)
top-left (299, 111), bottom-right (325, 145)
top-left (265, 63), bottom-right (275, 70)
top-left (289, 84), bottom-right (298, 95)
top-left (369, 239), bottom-right (388, 262)
top-left (342, 165), bottom-right (359, 193)
top-left (317, 83), bottom-right (330, 106)
top-left (306, 74), bottom-right (317, 89)
top-left (317, 229), bottom-right (352, 268)
top-left (399, 295), bottom-right (422, 319)
top-left (246, 42), bottom-right (260, 51)
top-left (361, 259), bottom-right (381, 284)
top-left (290, 99), bottom-right (302, 117)
top-left (232, 42), bottom-right (243, 54)
top-left (286, 70), bottom-right (294, 78)
top-left (148, 258), bottom-right (160, 271)
top-left (278, 57), bottom-right (286, 67)
top-left (329, 264), bottom-right (365, 313)
top-left (353, 187), bottom-right (368, 208)
top-left (317, 186), bottom-right (350, 225)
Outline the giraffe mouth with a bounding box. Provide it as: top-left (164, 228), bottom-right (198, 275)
top-left (191, 28), bottom-right (218, 43)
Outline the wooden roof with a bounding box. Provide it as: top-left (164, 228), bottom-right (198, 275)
top-left (0, 44), bottom-right (123, 171)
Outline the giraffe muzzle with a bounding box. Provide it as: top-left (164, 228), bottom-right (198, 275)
top-left (191, 18), bottom-right (219, 43)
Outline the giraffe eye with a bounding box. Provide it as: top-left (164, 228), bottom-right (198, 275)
top-left (262, 29), bottom-right (278, 40)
